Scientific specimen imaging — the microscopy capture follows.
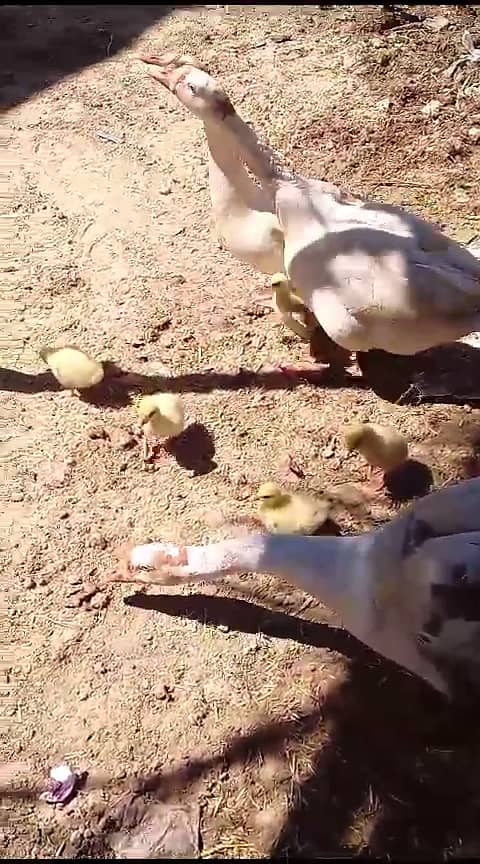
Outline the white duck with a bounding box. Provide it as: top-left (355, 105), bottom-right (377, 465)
top-left (111, 477), bottom-right (480, 700)
top-left (140, 54), bottom-right (480, 360)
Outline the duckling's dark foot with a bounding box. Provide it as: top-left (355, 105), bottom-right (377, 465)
top-left (151, 442), bottom-right (175, 465)
top-left (143, 437), bottom-right (172, 466)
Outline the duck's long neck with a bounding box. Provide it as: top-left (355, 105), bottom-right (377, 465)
top-left (203, 119), bottom-right (275, 215)
top-left (186, 533), bottom-right (370, 630)
top-left (218, 110), bottom-right (295, 191)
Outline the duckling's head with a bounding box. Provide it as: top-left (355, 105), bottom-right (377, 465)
top-left (271, 273), bottom-right (289, 288)
top-left (137, 394), bottom-right (160, 426)
top-left (255, 482), bottom-right (289, 509)
top-left (345, 422), bottom-right (371, 453)
top-left (38, 346), bottom-right (52, 363)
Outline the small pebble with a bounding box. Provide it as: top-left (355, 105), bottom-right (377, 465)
top-left (69, 829), bottom-right (84, 848)
top-left (88, 425), bottom-right (108, 441)
top-left (77, 686), bottom-right (90, 701)
top-left (89, 592), bottom-right (110, 611)
top-left (89, 533), bottom-right (107, 550)
top-left (66, 572), bottom-right (82, 586)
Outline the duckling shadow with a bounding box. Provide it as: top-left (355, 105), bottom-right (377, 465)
top-left (384, 459), bottom-right (434, 503)
top-left (0, 365), bottom-right (134, 408)
top-left (312, 517), bottom-right (343, 537)
top-left (0, 367), bottom-right (61, 394)
top-left (167, 422), bottom-right (216, 476)
top-left (358, 342), bottom-right (480, 407)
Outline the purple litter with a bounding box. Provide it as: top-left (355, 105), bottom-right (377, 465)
top-left (40, 763), bottom-right (78, 804)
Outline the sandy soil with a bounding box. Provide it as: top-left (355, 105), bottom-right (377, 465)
top-left (2, 4), bottom-right (480, 858)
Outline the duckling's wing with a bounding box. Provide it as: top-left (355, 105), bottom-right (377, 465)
top-left (404, 531), bottom-right (480, 698)
top-left (295, 494), bottom-right (331, 534)
top-left (47, 347), bottom-right (103, 388)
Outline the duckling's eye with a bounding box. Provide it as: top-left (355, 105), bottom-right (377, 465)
top-left (186, 82), bottom-right (198, 95)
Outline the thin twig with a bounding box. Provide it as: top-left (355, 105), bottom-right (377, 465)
top-left (368, 179), bottom-right (432, 189)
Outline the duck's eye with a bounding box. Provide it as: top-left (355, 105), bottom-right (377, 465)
top-left (186, 82), bottom-right (197, 95)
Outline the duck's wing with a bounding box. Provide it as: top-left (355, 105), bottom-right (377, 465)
top-left (403, 531), bottom-right (480, 699)
top-left (404, 477), bottom-right (480, 539)
top-left (376, 479), bottom-right (480, 697)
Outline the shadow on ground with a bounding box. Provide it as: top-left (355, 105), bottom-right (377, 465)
top-left (3, 340), bottom-right (480, 408)
top-left (0, 5), bottom-right (177, 111)
top-left (4, 590), bottom-right (480, 856)
top-left (123, 590), bottom-right (480, 858)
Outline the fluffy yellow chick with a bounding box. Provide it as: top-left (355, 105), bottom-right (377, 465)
top-left (256, 481), bottom-right (331, 535)
top-left (271, 273), bottom-right (313, 342)
top-left (345, 422), bottom-right (408, 491)
top-left (136, 392), bottom-right (185, 461)
top-left (39, 345), bottom-right (104, 396)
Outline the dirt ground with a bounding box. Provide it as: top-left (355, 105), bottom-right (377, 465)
top-left (3, 4), bottom-right (480, 858)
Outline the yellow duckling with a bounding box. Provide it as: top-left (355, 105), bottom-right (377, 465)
top-left (256, 481), bottom-right (331, 535)
top-left (345, 422), bottom-right (408, 492)
top-left (136, 392), bottom-right (185, 461)
top-left (271, 273), bottom-right (313, 342)
top-left (39, 345), bottom-right (104, 396)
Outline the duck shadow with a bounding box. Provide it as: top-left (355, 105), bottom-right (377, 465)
top-left (124, 590), bottom-right (480, 858)
top-left (124, 591), bottom-right (378, 664)
top-left (4, 341), bottom-right (480, 410)
top-left (358, 342), bottom-right (480, 407)
top-left (0, 362), bottom-right (364, 408)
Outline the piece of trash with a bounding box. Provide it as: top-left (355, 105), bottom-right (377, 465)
top-left (96, 129), bottom-right (125, 145)
top-left (424, 15), bottom-right (449, 32)
top-left (40, 763), bottom-right (78, 805)
top-left (421, 99), bottom-right (441, 119)
top-left (375, 96), bottom-right (391, 112)
top-left (322, 437), bottom-right (336, 459)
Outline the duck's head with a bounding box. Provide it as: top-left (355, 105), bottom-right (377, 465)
top-left (140, 53), bottom-right (235, 121)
